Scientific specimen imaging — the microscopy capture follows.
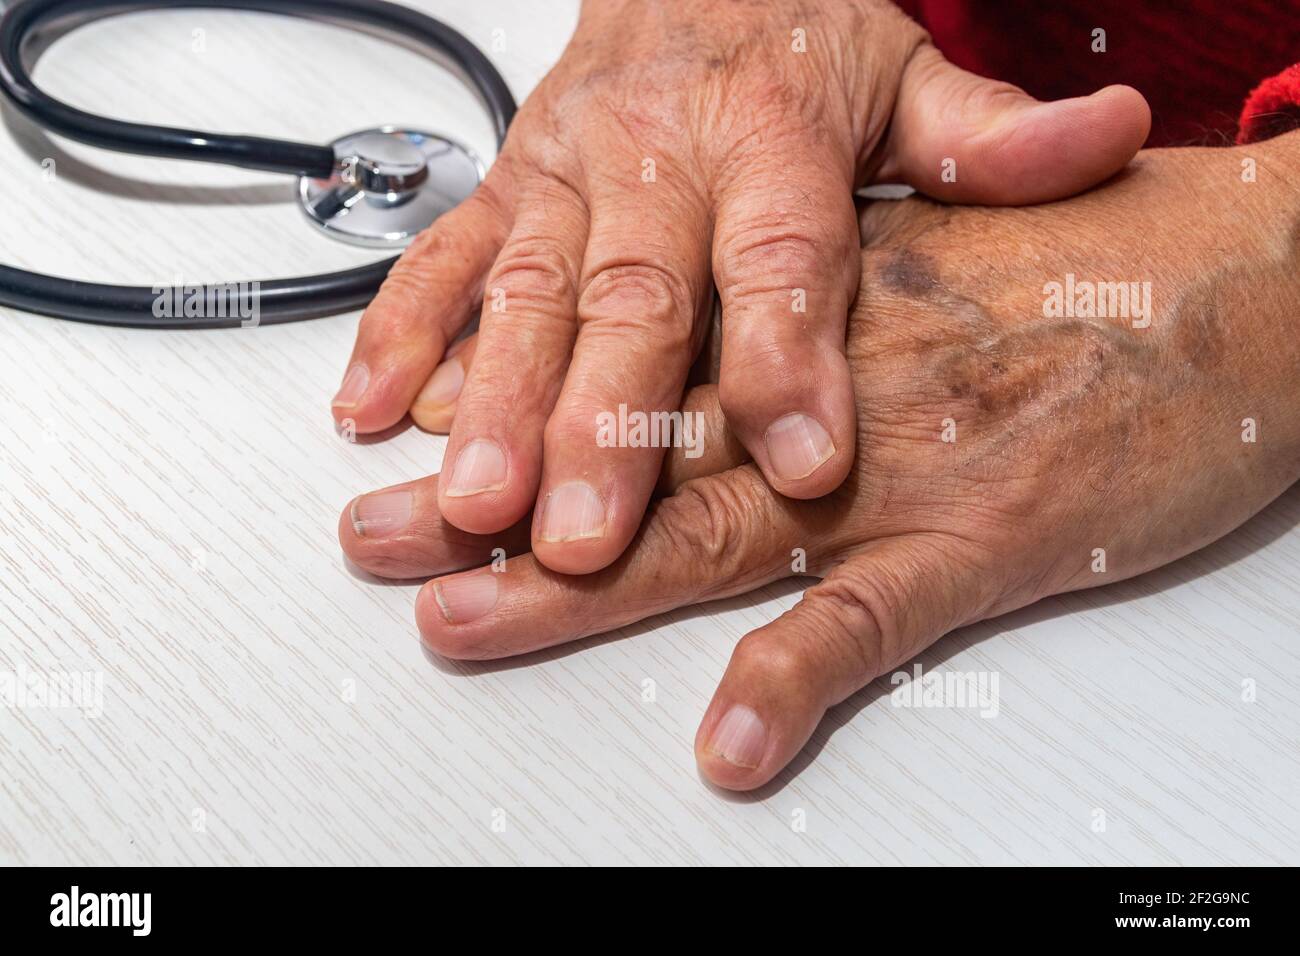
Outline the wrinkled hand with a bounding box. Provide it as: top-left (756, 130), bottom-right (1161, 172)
top-left (343, 136), bottom-right (1300, 790)
top-left (331, 0), bottom-right (1150, 577)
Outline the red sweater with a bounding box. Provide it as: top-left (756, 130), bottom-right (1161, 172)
top-left (895, 0), bottom-right (1300, 146)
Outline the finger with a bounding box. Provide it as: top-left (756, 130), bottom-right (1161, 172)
top-left (712, 158), bottom-right (859, 500)
top-left (331, 172), bottom-right (513, 432)
top-left (530, 181), bottom-right (712, 575)
top-left (436, 181), bottom-right (589, 535)
top-left (416, 465), bottom-right (818, 659)
top-left (342, 473), bottom-right (530, 580)
top-left (695, 534), bottom-right (992, 791)
top-left (410, 333), bottom-right (479, 433)
top-left (655, 385), bottom-right (749, 494)
top-left (343, 385), bottom-right (749, 580)
top-left (411, 340), bottom-right (735, 467)
top-left (879, 44), bottom-right (1151, 203)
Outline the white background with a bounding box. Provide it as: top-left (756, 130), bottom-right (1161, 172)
top-left (1, 1), bottom-right (1297, 865)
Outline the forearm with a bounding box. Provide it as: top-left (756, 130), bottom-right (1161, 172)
top-left (1223, 131), bottom-right (1300, 462)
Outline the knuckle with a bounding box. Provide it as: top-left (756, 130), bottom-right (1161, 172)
top-left (714, 374), bottom-right (750, 421)
top-left (358, 293), bottom-right (427, 345)
top-left (357, 295), bottom-right (414, 341)
top-left (733, 631), bottom-right (812, 687)
top-left (469, 172), bottom-right (512, 219)
top-left (488, 243), bottom-right (574, 307)
top-left (542, 403), bottom-right (598, 452)
top-left (718, 220), bottom-right (848, 296)
top-left (718, 341), bottom-right (802, 411)
top-left (724, 231), bottom-right (822, 284)
top-left (577, 263), bottom-right (695, 347)
top-left (650, 475), bottom-right (755, 575)
top-left (366, 235), bottom-right (466, 331)
top-left (380, 186), bottom-right (503, 298)
top-left (396, 222), bottom-right (457, 271)
top-left (718, 347), bottom-right (819, 432)
top-left (803, 565), bottom-right (908, 679)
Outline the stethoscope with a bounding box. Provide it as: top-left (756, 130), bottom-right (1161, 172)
top-left (0, 0), bottom-right (516, 328)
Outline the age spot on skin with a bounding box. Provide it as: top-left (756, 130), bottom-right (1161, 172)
top-left (1167, 275), bottom-right (1229, 372)
top-left (940, 321), bottom-right (1141, 417)
top-left (880, 248), bottom-right (943, 299)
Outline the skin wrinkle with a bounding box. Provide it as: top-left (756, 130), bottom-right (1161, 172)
top-left (849, 16), bottom-right (930, 181)
top-left (861, 278), bottom-right (1158, 523)
top-left (343, 0), bottom-right (1300, 791)
top-left (841, 147), bottom-right (1299, 592)
top-left (341, 0), bottom-right (1165, 598)
top-left (339, 135), bottom-right (1300, 802)
top-left (689, 3), bottom-right (871, 183)
top-left (512, 161), bottom-right (590, 243)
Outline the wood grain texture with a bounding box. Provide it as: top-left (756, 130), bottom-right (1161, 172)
top-left (1, 1), bottom-right (1297, 866)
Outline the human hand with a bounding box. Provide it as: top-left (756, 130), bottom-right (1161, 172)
top-left (331, 0), bottom-right (1150, 577)
top-left (342, 133), bottom-right (1300, 789)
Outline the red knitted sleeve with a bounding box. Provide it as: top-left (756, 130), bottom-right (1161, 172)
top-left (1236, 63), bottom-right (1300, 144)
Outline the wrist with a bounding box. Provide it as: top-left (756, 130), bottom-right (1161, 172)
top-left (1254, 127), bottom-right (1300, 162)
top-left (1224, 134), bottom-right (1300, 253)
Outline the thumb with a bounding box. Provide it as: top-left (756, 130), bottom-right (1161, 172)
top-left (694, 534), bottom-right (993, 791)
top-left (879, 44), bottom-right (1151, 204)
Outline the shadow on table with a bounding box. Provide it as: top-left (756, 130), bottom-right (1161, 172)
top-left (413, 482), bottom-right (1300, 800)
top-left (2, 100), bottom-right (288, 206)
top-left (717, 481), bottom-right (1300, 803)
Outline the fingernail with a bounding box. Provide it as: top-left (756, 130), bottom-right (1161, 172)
top-left (445, 439), bottom-right (507, 497)
top-left (538, 481), bottom-right (606, 542)
top-left (764, 413), bottom-right (834, 481)
top-left (333, 363), bottom-right (369, 408)
top-left (433, 572), bottom-right (498, 624)
top-left (706, 705), bottom-right (766, 769)
top-left (350, 490), bottom-right (413, 538)
top-left (417, 358), bottom-right (464, 407)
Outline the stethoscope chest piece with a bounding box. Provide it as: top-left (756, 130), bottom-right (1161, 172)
top-left (297, 126), bottom-right (485, 249)
top-left (0, 0), bottom-right (516, 324)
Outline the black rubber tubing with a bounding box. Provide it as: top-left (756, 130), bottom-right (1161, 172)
top-left (0, 0), bottom-right (515, 327)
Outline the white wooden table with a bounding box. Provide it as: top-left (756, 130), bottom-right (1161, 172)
top-left (1, 0), bottom-right (1297, 866)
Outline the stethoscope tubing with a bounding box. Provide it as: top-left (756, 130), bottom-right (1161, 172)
top-left (0, 0), bottom-right (516, 327)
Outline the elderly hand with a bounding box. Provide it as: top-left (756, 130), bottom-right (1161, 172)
top-left (331, 0), bottom-right (1150, 577)
top-left (342, 133), bottom-right (1300, 790)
